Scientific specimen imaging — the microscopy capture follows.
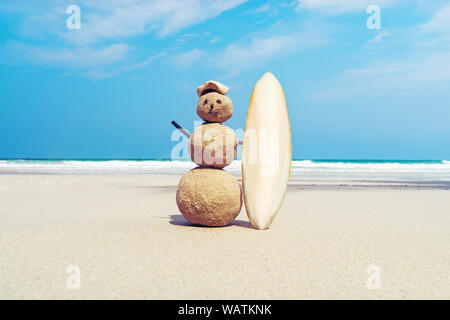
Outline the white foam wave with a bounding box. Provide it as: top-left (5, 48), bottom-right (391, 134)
top-left (291, 160), bottom-right (450, 171)
top-left (1, 160), bottom-right (449, 181)
top-left (0, 160), bottom-right (196, 174)
top-left (290, 160), bottom-right (450, 181)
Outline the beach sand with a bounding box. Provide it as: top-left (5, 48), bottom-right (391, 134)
top-left (0, 173), bottom-right (449, 299)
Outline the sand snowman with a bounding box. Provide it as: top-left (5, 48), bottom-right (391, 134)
top-left (176, 81), bottom-right (242, 226)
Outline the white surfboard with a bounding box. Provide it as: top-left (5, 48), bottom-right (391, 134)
top-left (242, 72), bottom-right (291, 230)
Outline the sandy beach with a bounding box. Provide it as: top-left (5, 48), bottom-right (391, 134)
top-left (1, 173), bottom-right (449, 299)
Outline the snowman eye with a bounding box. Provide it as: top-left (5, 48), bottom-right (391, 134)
top-left (203, 99), bottom-right (208, 105)
top-left (216, 99), bottom-right (222, 104)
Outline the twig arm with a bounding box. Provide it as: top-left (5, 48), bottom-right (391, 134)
top-left (171, 121), bottom-right (191, 139)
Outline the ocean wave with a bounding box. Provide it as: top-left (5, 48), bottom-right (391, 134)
top-left (291, 160), bottom-right (450, 171)
top-left (0, 160), bottom-right (197, 174)
top-left (1, 159), bottom-right (449, 181)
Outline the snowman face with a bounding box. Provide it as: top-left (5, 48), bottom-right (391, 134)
top-left (197, 92), bottom-right (233, 123)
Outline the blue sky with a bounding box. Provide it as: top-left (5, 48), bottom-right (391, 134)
top-left (0, 0), bottom-right (449, 160)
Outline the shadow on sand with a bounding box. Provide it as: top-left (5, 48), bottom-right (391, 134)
top-left (168, 214), bottom-right (253, 229)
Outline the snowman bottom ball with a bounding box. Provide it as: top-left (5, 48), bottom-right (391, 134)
top-left (176, 168), bottom-right (243, 226)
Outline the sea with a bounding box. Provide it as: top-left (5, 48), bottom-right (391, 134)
top-left (1, 159), bottom-right (449, 182)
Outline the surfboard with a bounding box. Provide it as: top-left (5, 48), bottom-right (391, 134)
top-left (242, 72), bottom-right (291, 230)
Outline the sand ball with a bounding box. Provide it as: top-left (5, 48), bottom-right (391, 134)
top-left (176, 168), bottom-right (243, 226)
top-left (197, 92), bottom-right (233, 123)
top-left (189, 123), bottom-right (238, 169)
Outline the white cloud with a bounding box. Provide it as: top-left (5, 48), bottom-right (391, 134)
top-left (51, 0), bottom-right (248, 45)
top-left (209, 36), bottom-right (221, 44)
top-left (313, 46), bottom-right (450, 99)
top-left (83, 51), bottom-right (167, 79)
top-left (218, 35), bottom-right (294, 68)
top-left (175, 32), bottom-right (213, 43)
top-left (3, 41), bottom-right (129, 68)
top-left (119, 52), bottom-right (167, 72)
top-left (323, 53), bottom-right (450, 98)
top-left (247, 3), bottom-right (279, 16)
top-left (0, 0), bottom-right (247, 78)
top-left (1, 41), bottom-right (168, 79)
top-left (366, 30), bottom-right (390, 44)
top-left (417, 4), bottom-right (450, 34)
top-left (216, 31), bottom-right (327, 77)
top-left (254, 4), bottom-right (271, 14)
top-left (176, 33), bottom-right (202, 43)
top-left (295, 0), bottom-right (397, 14)
top-left (174, 49), bottom-right (205, 67)
top-left (409, 4), bottom-right (450, 51)
top-left (313, 44), bottom-right (450, 97)
top-left (310, 2), bottom-right (450, 98)
top-left (1, 0), bottom-right (247, 44)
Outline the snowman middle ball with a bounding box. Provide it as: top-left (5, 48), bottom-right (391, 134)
top-left (189, 123), bottom-right (238, 169)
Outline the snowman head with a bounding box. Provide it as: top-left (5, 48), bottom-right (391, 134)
top-left (197, 92), bottom-right (233, 123)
